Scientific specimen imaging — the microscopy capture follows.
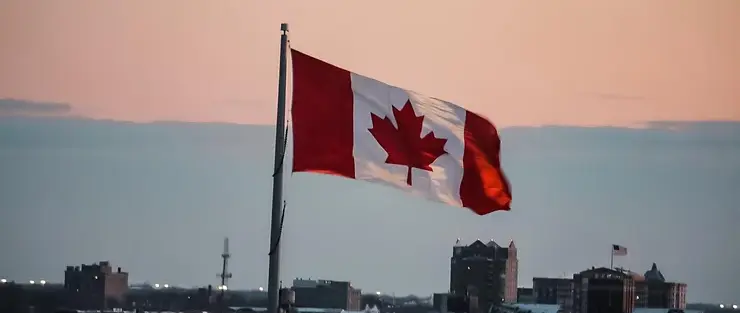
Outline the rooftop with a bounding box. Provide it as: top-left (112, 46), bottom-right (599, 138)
top-left (644, 263), bottom-right (667, 282)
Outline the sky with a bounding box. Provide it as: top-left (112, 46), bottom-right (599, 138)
top-left (0, 0), bottom-right (738, 126)
top-left (0, 0), bottom-right (739, 305)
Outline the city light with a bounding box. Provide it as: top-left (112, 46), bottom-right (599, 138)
top-left (40, 280), bottom-right (46, 285)
top-left (258, 287), bottom-right (264, 292)
top-left (29, 280), bottom-right (35, 284)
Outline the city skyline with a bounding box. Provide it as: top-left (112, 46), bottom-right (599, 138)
top-left (1, 114), bottom-right (738, 304)
top-left (0, 253), bottom-right (694, 296)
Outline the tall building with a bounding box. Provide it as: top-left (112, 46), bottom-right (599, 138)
top-left (291, 278), bottom-right (361, 310)
top-left (505, 242), bottom-right (519, 302)
top-left (633, 263), bottom-right (687, 309)
top-left (532, 277), bottom-right (573, 311)
top-left (572, 267), bottom-right (636, 313)
top-left (64, 261), bottom-right (128, 310)
top-left (449, 239), bottom-right (519, 312)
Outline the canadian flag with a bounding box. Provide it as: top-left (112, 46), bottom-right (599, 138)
top-left (290, 49), bottom-right (511, 215)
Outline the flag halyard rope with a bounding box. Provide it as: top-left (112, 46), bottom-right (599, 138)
top-left (269, 121), bottom-right (290, 256)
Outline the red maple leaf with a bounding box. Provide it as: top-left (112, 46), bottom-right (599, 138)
top-left (368, 100), bottom-right (448, 186)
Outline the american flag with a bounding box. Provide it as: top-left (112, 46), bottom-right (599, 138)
top-left (612, 244), bottom-right (628, 256)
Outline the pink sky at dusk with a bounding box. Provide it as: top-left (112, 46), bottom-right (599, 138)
top-left (0, 1), bottom-right (738, 127)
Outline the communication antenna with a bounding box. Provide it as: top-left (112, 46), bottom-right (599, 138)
top-left (217, 237), bottom-right (233, 313)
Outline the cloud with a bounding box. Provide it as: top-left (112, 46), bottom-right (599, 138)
top-left (643, 120), bottom-right (740, 134)
top-left (0, 98), bottom-right (72, 116)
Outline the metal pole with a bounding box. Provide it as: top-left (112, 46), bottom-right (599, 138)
top-left (267, 22), bottom-right (289, 313)
top-left (610, 249), bottom-right (614, 269)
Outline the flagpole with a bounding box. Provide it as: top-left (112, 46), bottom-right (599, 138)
top-left (267, 22), bottom-right (289, 313)
top-left (610, 247), bottom-right (614, 269)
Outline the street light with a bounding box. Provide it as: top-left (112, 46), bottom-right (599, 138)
top-left (29, 280), bottom-right (35, 284)
top-left (720, 304), bottom-right (725, 309)
top-left (163, 284), bottom-right (169, 288)
top-left (154, 283), bottom-right (160, 289)
top-left (0, 278), bottom-right (6, 283)
top-left (732, 304), bottom-right (737, 310)
top-left (258, 287), bottom-right (264, 292)
top-left (40, 280), bottom-right (46, 285)
top-left (376, 291), bottom-right (381, 296)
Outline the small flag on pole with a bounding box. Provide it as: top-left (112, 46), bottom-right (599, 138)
top-left (612, 244), bottom-right (628, 256)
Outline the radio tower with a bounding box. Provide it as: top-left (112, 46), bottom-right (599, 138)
top-left (217, 237), bottom-right (232, 313)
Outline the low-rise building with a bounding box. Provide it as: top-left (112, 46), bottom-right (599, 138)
top-left (292, 278), bottom-right (361, 310)
top-left (533, 278), bottom-right (573, 310)
top-left (64, 261), bottom-right (129, 310)
top-left (517, 287), bottom-right (534, 304)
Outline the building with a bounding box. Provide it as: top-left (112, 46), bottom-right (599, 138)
top-left (449, 239), bottom-right (519, 312)
top-left (124, 285), bottom-right (215, 312)
top-left (572, 267), bottom-right (636, 313)
top-left (505, 242), bottom-right (519, 302)
top-left (292, 278), bottom-right (361, 310)
top-left (632, 263), bottom-right (687, 309)
top-left (0, 282), bottom-right (67, 313)
top-left (532, 278), bottom-right (573, 310)
top-left (64, 261), bottom-right (128, 310)
top-left (433, 292), bottom-right (473, 313)
top-left (516, 288), bottom-right (534, 304)
top-left (528, 264), bottom-right (689, 313)
top-left (667, 283), bottom-right (687, 309)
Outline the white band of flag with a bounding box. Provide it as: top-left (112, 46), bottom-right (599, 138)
top-left (612, 244), bottom-right (628, 256)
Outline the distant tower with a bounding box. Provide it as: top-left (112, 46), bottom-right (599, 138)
top-left (219, 237), bottom-right (232, 288)
top-left (217, 237), bottom-right (233, 313)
